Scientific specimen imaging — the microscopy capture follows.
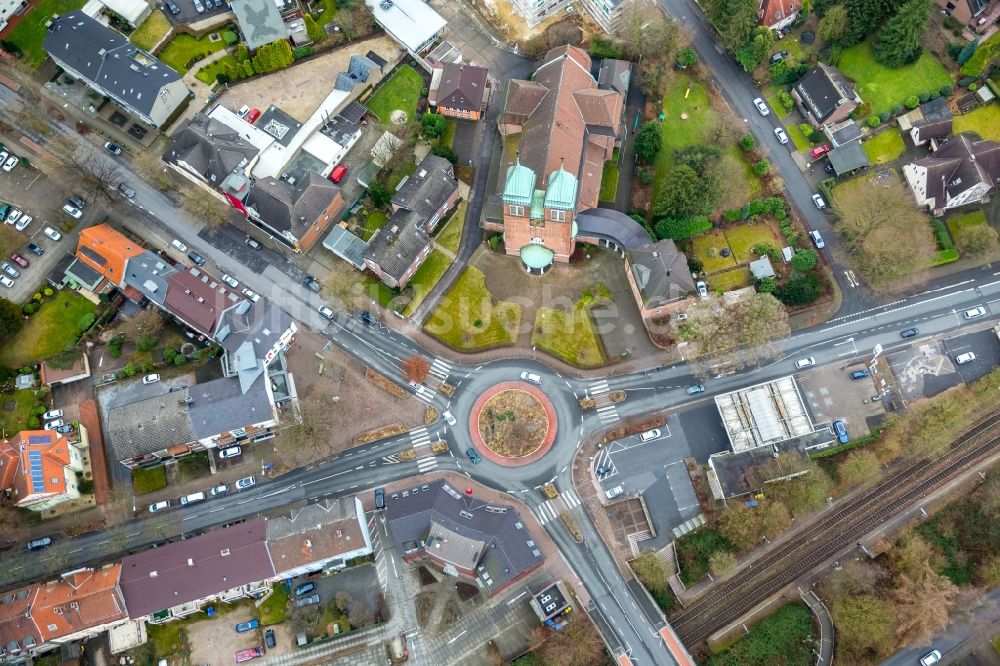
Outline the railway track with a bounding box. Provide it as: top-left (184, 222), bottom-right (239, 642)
top-left (674, 408), bottom-right (1000, 646)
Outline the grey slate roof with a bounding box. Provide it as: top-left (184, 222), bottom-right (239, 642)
top-left (434, 63), bottom-right (489, 112)
top-left (794, 64), bottom-right (858, 124)
top-left (43, 11), bottom-right (181, 117)
top-left (216, 300), bottom-right (295, 393)
top-left (163, 113), bottom-right (260, 185)
top-left (392, 154), bottom-right (459, 220)
top-left (575, 207), bottom-right (653, 250)
top-left (338, 100), bottom-right (369, 124)
top-left (363, 209), bottom-right (430, 283)
top-left (64, 257), bottom-right (103, 291)
top-left (122, 251), bottom-right (178, 307)
top-left (912, 97), bottom-right (953, 142)
top-left (246, 171), bottom-right (343, 237)
top-left (188, 373), bottom-right (274, 438)
top-left (320, 114), bottom-right (362, 148)
top-left (827, 119), bottom-right (862, 147)
top-left (911, 133), bottom-right (1000, 207)
top-left (230, 0), bottom-right (286, 50)
top-left (597, 58), bottom-right (631, 95)
top-left (627, 239), bottom-right (696, 309)
top-left (828, 140), bottom-right (870, 175)
top-left (385, 480), bottom-right (543, 592)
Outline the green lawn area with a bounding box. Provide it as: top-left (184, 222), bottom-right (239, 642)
top-left (366, 64), bottom-right (424, 124)
top-left (130, 10), bottom-right (171, 51)
top-left (0, 390), bottom-right (42, 435)
top-left (195, 55), bottom-right (238, 85)
top-left (363, 276), bottom-right (398, 309)
top-left (765, 94), bottom-right (791, 119)
top-left (388, 157), bottom-right (417, 191)
top-left (5, 0), bottom-right (87, 67)
top-left (724, 223), bottom-right (783, 262)
top-left (653, 75), bottom-right (711, 201)
top-left (599, 159), bottom-right (620, 202)
top-left (402, 250), bottom-right (451, 317)
top-left (360, 210), bottom-right (389, 242)
top-left (532, 302), bottom-right (606, 368)
top-left (157, 34), bottom-right (228, 75)
top-left (0, 291), bottom-right (97, 368)
top-left (147, 619), bottom-right (188, 660)
top-left (785, 123), bottom-right (812, 153)
top-left (862, 129), bottom-right (906, 164)
top-left (954, 103), bottom-right (1000, 142)
top-left (707, 267), bottom-right (752, 292)
top-left (838, 40), bottom-right (952, 116)
top-left (424, 267), bottom-right (520, 351)
top-left (439, 120), bottom-right (457, 149)
top-left (947, 209), bottom-right (989, 236)
top-left (434, 200), bottom-right (466, 253)
top-left (706, 601), bottom-right (815, 665)
top-left (132, 465), bottom-right (168, 495)
top-left (258, 585), bottom-right (290, 625)
top-left (689, 231), bottom-right (738, 273)
top-left (312, 0), bottom-right (337, 27)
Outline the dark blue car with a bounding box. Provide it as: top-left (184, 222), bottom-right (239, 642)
top-left (235, 619), bottom-right (259, 633)
top-left (850, 370), bottom-right (870, 380)
top-left (833, 420), bottom-right (849, 444)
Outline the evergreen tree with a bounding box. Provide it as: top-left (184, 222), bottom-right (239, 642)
top-left (873, 0), bottom-right (930, 67)
top-left (275, 39), bottom-right (294, 68)
top-left (842, 0), bottom-right (903, 45)
top-left (706, 0), bottom-right (757, 52)
top-left (305, 14), bottom-right (325, 42)
top-left (241, 59), bottom-right (254, 78)
top-left (818, 4), bottom-right (847, 42)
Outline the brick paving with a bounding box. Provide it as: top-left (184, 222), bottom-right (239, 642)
top-left (468, 381), bottom-right (557, 466)
top-left (78, 399), bottom-right (111, 506)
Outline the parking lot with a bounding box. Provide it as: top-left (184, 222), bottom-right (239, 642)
top-left (888, 328), bottom-right (1000, 402)
top-left (186, 601), bottom-right (267, 666)
top-left (161, 0), bottom-right (232, 30)
top-left (798, 362), bottom-right (887, 440)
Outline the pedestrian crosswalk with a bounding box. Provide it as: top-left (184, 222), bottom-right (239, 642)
top-left (589, 380), bottom-right (610, 396)
top-left (430, 358), bottom-right (451, 380)
top-left (531, 489), bottom-right (582, 526)
top-left (417, 457), bottom-right (438, 473)
top-left (409, 427), bottom-right (431, 448)
top-left (414, 385), bottom-right (437, 404)
top-left (596, 403), bottom-right (620, 424)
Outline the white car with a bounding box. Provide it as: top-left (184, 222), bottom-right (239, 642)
top-left (236, 105), bottom-right (251, 119)
top-left (222, 274), bottom-right (239, 289)
top-left (810, 229), bottom-right (826, 249)
top-left (640, 429), bottom-right (661, 442)
top-left (519, 371), bottom-right (542, 384)
top-left (219, 445), bottom-right (242, 459)
top-left (920, 650), bottom-right (941, 666)
top-left (774, 127), bottom-right (789, 144)
top-left (2, 155), bottom-right (18, 172)
top-left (6, 209), bottom-right (21, 225)
top-left (0, 276), bottom-right (13, 289)
top-left (696, 280), bottom-right (708, 298)
top-left (148, 500), bottom-right (170, 513)
top-left (142, 373), bottom-right (160, 384)
top-left (605, 485), bottom-right (625, 499)
top-left (753, 97), bottom-right (770, 116)
top-left (44, 226), bottom-right (63, 241)
top-left (42, 409), bottom-right (63, 421)
top-left (443, 411), bottom-right (456, 426)
top-left (812, 193), bottom-right (827, 209)
top-left (61, 205), bottom-right (82, 220)
top-left (241, 288), bottom-right (260, 302)
top-left (14, 215), bottom-right (31, 231)
top-left (44, 419), bottom-right (65, 429)
top-left (318, 305), bottom-right (335, 319)
top-left (795, 357), bottom-right (816, 369)
top-left (171, 239), bottom-right (188, 253)
top-left (955, 352), bottom-right (976, 364)
top-left (236, 476), bottom-right (256, 490)
top-left (964, 306), bottom-right (987, 319)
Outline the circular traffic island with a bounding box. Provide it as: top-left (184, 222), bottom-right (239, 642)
top-left (469, 381), bottom-right (557, 466)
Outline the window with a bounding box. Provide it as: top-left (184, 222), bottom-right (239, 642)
top-left (551, 209), bottom-right (566, 222)
top-left (531, 237), bottom-right (544, 245)
top-left (508, 204), bottom-right (525, 217)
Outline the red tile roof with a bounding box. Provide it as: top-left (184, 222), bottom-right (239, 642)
top-left (759, 0), bottom-right (799, 26)
top-left (0, 431), bottom-right (73, 506)
top-left (32, 566), bottom-right (126, 641)
top-left (75, 225), bottom-right (144, 285)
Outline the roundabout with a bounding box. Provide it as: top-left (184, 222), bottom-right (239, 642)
top-left (468, 380), bottom-right (557, 467)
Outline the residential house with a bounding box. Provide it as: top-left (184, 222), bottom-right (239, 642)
top-left (935, 0), bottom-right (993, 26)
top-left (791, 64), bottom-right (862, 130)
top-left (43, 11), bottom-right (189, 128)
top-left (40, 352), bottom-right (92, 387)
top-left (0, 0), bottom-right (27, 32)
top-left (0, 431), bottom-right (85, 511)
top-left (490, 45), bottom-right (625, 270)
top-left (903, 133), bottom-right (1000, 213)
top-left (363, 154), bottom-right (459, 288)
top-left (596, 58), bottom-right (632, 97)
top-left (429, 63), bottom-right (489, 121)
top-left (758, 0), bottom-right (800, 30)
top-left (899, 97), bottom-right (954, 147)
top-left (244, 171), bottom-right (346, 253)
top-left (266, 497), bottom-right (373, 579)
top-left (74, 224), bottom-right (145, 288)
top-left (230, 0), bottom-right (286, 50)
top-left (80, 0), bottom-right (152, 27)
top-left (364, 0), bottom-right (446, 63)
top-left (623, 239), bottom-right (697, 321)
top-left (505, 0), bottom-right (633, 33)
top-left (120, 519), bottom-right (274, 622)
top-left (163, 112), bottom-right (264, 190)
top-left (384, 480), bottom-right (544, 595)
top-left (302, 112), bottom-right (364, 174)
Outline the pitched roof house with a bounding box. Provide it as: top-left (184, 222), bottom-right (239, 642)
top-left (244, 172), bottom-right (346, 253)
top-left (901, 97), bottom-right (954, 147)
top-left (163, 113), bottom-right (262, 187)
top-left (934, 0), bottom-right (992, 26)
top-left (429, 63), bottom-right (489, 120)
top-left (0, 431), bottom-right (85, 511)
top-left (903, 133), bottom-right (1000, 213)
top-left (42, 11), bottom-right (188, 128)
top-left (624, 240), bottom-right (698, 321)
top-left (266, 497), bottom-right (373, 578)
top-left (75, 225), bottom-right (145, 286)
top-left (758, 0), bottom-right (800, 29)
top-left (791, 64), bottom-right (862, 129)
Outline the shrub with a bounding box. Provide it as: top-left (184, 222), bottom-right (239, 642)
top-left (791, 248), bottom-right (818, 270)
top-left (654, 216), bottom-right (713, 240)
top-left (879, 111), bottom-right (891, 123)
top-left (136, 336), bottom-right (157, 352)
top-left (798, 123), bottom-right (816, 140)
top-left (931, 219), bottom-right (954, 249)
top-left (639, 169), bottom-right (654, 185)
top-left (866, 114), bottom-right (880, 128)
top-left (292, 46), bottom-right (314, 60)
top-left (222, 30), bottom-right (239, 44)
top-left (21, 302), bottom-right (38, 315)
top-left (430, 144), bottom-right (458, 164)
top-left (968, 82), bottom-right (978, 92)
top-left (905, 95), bottom-right (920, 109)
top-left (940, 83), bottom-right (954, 96)
top-left (421, 113), bottom-right (446, 138)
top-left (32, 292), bottom-right (42, 302)
top-left (739, 134), bottom-right (756, 151)
top-left (27, 416), bottom-right (40, 429)
top-left (108, 335), bottom-right (125, 358)
top-left (78, 312), bottom-right (96, 333)
top-left (753, 160), bottom-right (770, 176)
top-left (216, 73), bottom-right (231, 85)
top-left (918, 91), bottom-right (931, 103)
top-left (79, 479), bottom-right (94, 494)
top-left (776, 272), bottom-right (823, 305)
top-left (777, 91), bottom-right (795, 109)
top-left (929, 90), bottom-right (940, 100)
top-left (892, 104), bottom-right (904, 115)
top-left (42, 288), bottom-right (53, 297)
top-left (174, 354), bottom-right (188, 366)
top-left (32, 404), bottom-right (47, 416)
top-left (758, 276), bottom-right (777, 293)
top-left (590, 35), bottom-right (623, 59)
top-left (688, 256), bottom-right (704, 273)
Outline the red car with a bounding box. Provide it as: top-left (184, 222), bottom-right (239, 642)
top-left (10, 253), bottom-right (29, 268)
top-left (246, 108), bottom-right (261, 124)
top-left (329, 164), bottom-right (347, 183)
top-left (810, 144), bottom-right (832, 158)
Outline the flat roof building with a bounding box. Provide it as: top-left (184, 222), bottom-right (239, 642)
top-left (715, 376), bottom-right (814, 452)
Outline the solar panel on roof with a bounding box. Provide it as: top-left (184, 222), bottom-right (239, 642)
top-left (28, 434), bottom-right (51, 445)
top-left (28, 450), bottom-right (45, 493)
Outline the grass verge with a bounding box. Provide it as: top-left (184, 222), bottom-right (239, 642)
top-left (434, 200), bottom-right (466, 253)
top-left (947, 209), bottom-right (988, 236)
top-left (706, 601), bottom-right (814, 665)
top-left (132, 466), bottom-right (168, 495)
top-left (424, 267), bottom-right (520, 350)
top-left (402, 250), bottom-right (451, 317)
top-left (0, 291), bottom-right (97, 368)
top-left (532, 302), bottom-right (606, 368)
top-left (258, 585), bottom-right (290, 625)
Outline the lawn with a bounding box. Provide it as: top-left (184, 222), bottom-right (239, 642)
top-left (402, 250), bottom-right (451, 317)
top-left (838, 40), bottom-right (952, 116)
top-left (132, 465), bottom-right (168, 495)
top-left (439, 120), bottom-right (457, 149)
top-left (434, 200), bottom-right (466, 254)
top-left (5, 0), bottom-right (87, 67)
top-left (947, 209), bottom-right (988, 236)
top-left (653, 75), bottom-right (711, 201)
top-left (0, 390), bottom-right (42, 435)
top-left (706, 601), bottom-right (815, 666)
top-left (954, 103), bottom-right (1000, 142)
top-left (363, 276), bottom-right (398, 309)
top-left (424, 267), bottom-right (520, 350)
top-left (785, 123), bottom-right (812, 153)
top-left (707, 267), bottom-right (752, 292)
top-left (724, 222), bottom-right (783, 263)
top-left (312, 0), bottom-right (337, 27)
top-left (0, 291), bottom-right (97, 368)
top-left (157, 33), bottom-right (228, 75)
top-left (600, 148), bottom-right (620, 202)
top-left (689, 231), bottom-right (738, 273)
top-left (361, 210), bottom-right (389, 241)
top-left (195, 55), bottom-right (238, 85)
top-left (532, 302), bottom-right (606, 368)
top-left (147, 619), bottom-right (188, 660)
top-left (130, 10), bottom-right (171, 51)
top-left (366, 64), bottom-right (425, 124)
top-left (862, 129), bottom-right (905, 164)
top-left (258, 585), bottom-right (289, 625)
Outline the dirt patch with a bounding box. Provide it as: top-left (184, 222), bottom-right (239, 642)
top-left (187, 603), bottom-right (260, 666)
top-left (456, 582), bottom-right (480, 602)
top-left (478, 389), bottom-right (549, 457)
top-left (437, 597), bottom-right (462, 633)
top-left (417, 566), bottom-right (438, 586)
top-left (416, 591), bottom-right (436, 626)
top-left (366, 368), bottom-right (410, 398)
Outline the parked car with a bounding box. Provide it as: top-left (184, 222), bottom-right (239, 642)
top-left (118, 183), bottom-right (136, 198)
top-left (193, 0), bottom-right (205, 12)
top-left (832, 419), bottom-right (849, 444)
top-left (43, 419), bottom-right (64, 429)
top-left (148, 500), bottom-right (170, 513)
top-left (44, 226), bottom-right (63, 241)
top-left (104, 141), bottom-right (122, 155)
top-left (686, 384), bottom-right (706, 395)
top-left (519, 371), bottom-right (542, 384)
top-left (264, 629), bottom-right (276, 649)
top-left (809, 229), bottom-right (826, 249)
top-left (640, 429), bottom-right (661, 442)
top-left (0, 204), bottom-right (9, 221)
top-left (68, 195), bottom-right (86, 209)
top-left (234, 647), bottom-right (264, 663)
top-left (294, 582), bottom-right (316, 596)
top-left (235, 620), bottom-right (260, 633)
top-left (219, 446), bottom-right (242, 459)
top-left (753, 97), bottom-right (770, 116)
top-left (179, 492), bottom-right (205, 505)
top-left (303, 275), bottom-right (321, 292)
top-left (1, 263), bottom-right (19, 279)
top-left (605, 485), bottom-right (625, 499)
top-left (360, 310), bottom-right (375, 325)
top-left (443, 411), bottom-right (456, 425)
top-left (850, 370), bottom-right (870, 380)
top-left (42, 409), bottom-right (63, 421)
top-left (769, 50), bottom-right (789, 63)
top-left (811, 193), bottom-right (827, 210)
top-left (10, 253), bottom-right (28, 268)
top-left (956, 352), bottom-right (976, 364)
top-left (61, 205), bottom-right (82, 220)
top-left (810, 144), bottom-right (832, 158)
top-left (295, 594), bottom-right (320, 608)
top-left (246, 108), bottom-right (262, 123)
top-left (142, 374), bottom-right (160, 384)
top-left (27, 537), bottom-right (52, 551)
top-left (222, 274), bottom-right (239, 288)
top-left (237, 105), bottom-right (251, 119)
top-left (0, 276), bottom-right (13, 289)
top-left (0, 151), bottom-right (8, 166)
top-left (236, 476), bottom-right (256, 490)
top-left (211, 484), bottom-right (229, 496)
top-left (329, 164), bottom-right (348, 183)
top-left (964, 306), bottom-right (987, 319)
top-left (466, 448), bottom-right (482, 464)
top-left (187, 251), bottom-right (206, 266)
top-left (242, 288), bottom-right (260, 302)
top-left (374, 487), bottom-right (385, 510)
top-left (774, 127), bottom-right (789, 144)
top-left (920, 650), bottom-right (942, 666)
top-left (900, 328), bottom-right (918, 338)
top-left (6, 209), bottom-right (21, 225)
top-left (795, 357), bottom-right (816, 369)
top-left (171, 239), bottom-right (188, 253)
top-left (2, 155), bottom-right (18, 172)
top-left (14, 215), bottom-right (32, 231)
top-left (318, 305), bottom-right (335, 319)
top-left (824, 162), bottom-right (835, 174)
top-left (53, 424), bottom-right (73, 434)
top-left (696, 280), bottom-right (708, 298)
top-left (245, 237), bottom-right (261, 250)
top-left (26, 243), bottom-right (44, 256)
top-left (165, 0), bottom-right (180, 13)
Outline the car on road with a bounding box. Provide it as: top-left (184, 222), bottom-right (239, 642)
top-left (14, 215), bottom-right (31, 231)
top-left (318, 305), bottom-right (335, 319)
top-left (242, 288), bottom-right (260, 302)
top-left (769, 50), bottom-right (789, 63)
top-left (810, 144), bottom-right (832, 158)
top-left (360, 310), bottom-right (375, 325)
top-left (795, 356), bottom-right (816, 369)
top-left (264, 629), bottom-right (276, 649)
top-left (43, 419), bottom-right (64, 429)
top-left (774, 127), bottom-right (789, 144)
top-left (2, 155), bottom-right (18, 172)
top-left (519, 371), bottom-right (542, 384)
top-left (43, 409), bottom-right (63, 421)
top-left (920, 650), bottom-right (942, 666)
top-left (809, 229), bottom-right (825, 249)
top-left (246, 108), bottom-right (262, 123)
top-left (443, 411), bottom-right (456, 425)
top-left (964, 306), bottom-right (987, 319)
top-left (605, 485), bottom-right (625, 499)
top-left (44, 226), bottom-right (62, 241)
top-left (61, 205), bottom-right (82, 220)
top-left (219, 446), bottom-right (242, 459)
top-left (148, 500), bottom-right (170, 513)
top-left (27, 536), bottom-right (52, 551)
top-left (696, 280), bottom-right (708, 298)
top-left (1, 263), bottom-right (19, 279)
top-left (303, 275), bottom-right (321, 292)
top-left (222, 274), bottom-right (239, 288)
top-left (26, 243), bottom-right (44, 256)
top-left (374, 487), bottom-right (385, 510)
top-left (295, 594), bottom-right (321, 608)
top-left (118, 183), bottom-right (136, 199)
top-left (104, 141), bottom-right (122, 155)
top-left (329, 164), bottom-right (348, 183)
top-left (850, 370), bottom-right (870, 380)
top-left (686, 384), bottom-right (705, 395)
top-left (236, 476), bottom-right (256, 490)
top-left (211, 484), bottom-right (228, 496)
top-left (68, 195), bottom-right (86, 209)
top-left (235, 619), bottom-right (260, 633)
top-left (187, 251), bottom-right (206, 266)
top-left (832, 419), bottom-right (849, 444)
top-left (245, 237), bottom-right (261, 249)
top-left (900, 328), bottom-right (918, 338)
top-left (753, 97), bottom-right (770, 115)
top-left (10, 253), bottom-right (28, 268)
top-left (0, 276), bottom-right (13, 289)
top-left (811, 193), bottom-right (827, 209)
top-left (640, 429), bottom-right (661, 442)
top-left (294, 582), bottom-right (315, 596)
top-left (955, 351), bottom-right (976, 364)
top-left (6, 209), bottom-right (21, 225)
top-left (466, 448), bottom-right (482, 464)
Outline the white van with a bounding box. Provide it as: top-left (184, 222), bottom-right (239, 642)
top-left (179, 492), bottom-right (205, 505)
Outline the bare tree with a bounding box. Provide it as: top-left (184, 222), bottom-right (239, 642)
top-left (536, 618), bottom-right (607, 666)
top-left (401, 355), bottom-right (430, 384)
top-left (148, 512), bottom-right (181, 541)
top-left (43, 539), bottom-right (76, 573)
top-left (892, 570), bottom-right (958, 647)
top-left (0, 550), bottom-right (28, 588)
top-left (181, 190), bottom-right (232, 226)
top-left (614, 0), bottom-right (681, 63)
top-left (335, 591), bottom-right (351, 614)
top-left (276, 386), bottom-right (341, 465)
top-left (348, 598), bottom-right (374, 628)
top-left (339, 7), bottom-right (374, 40)
top-left (105, 522), bottom-right (134, 554)
top-left (53, 138), bottom-right (124, 204)
top-left (133, 150), bottom-right (177, 192)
